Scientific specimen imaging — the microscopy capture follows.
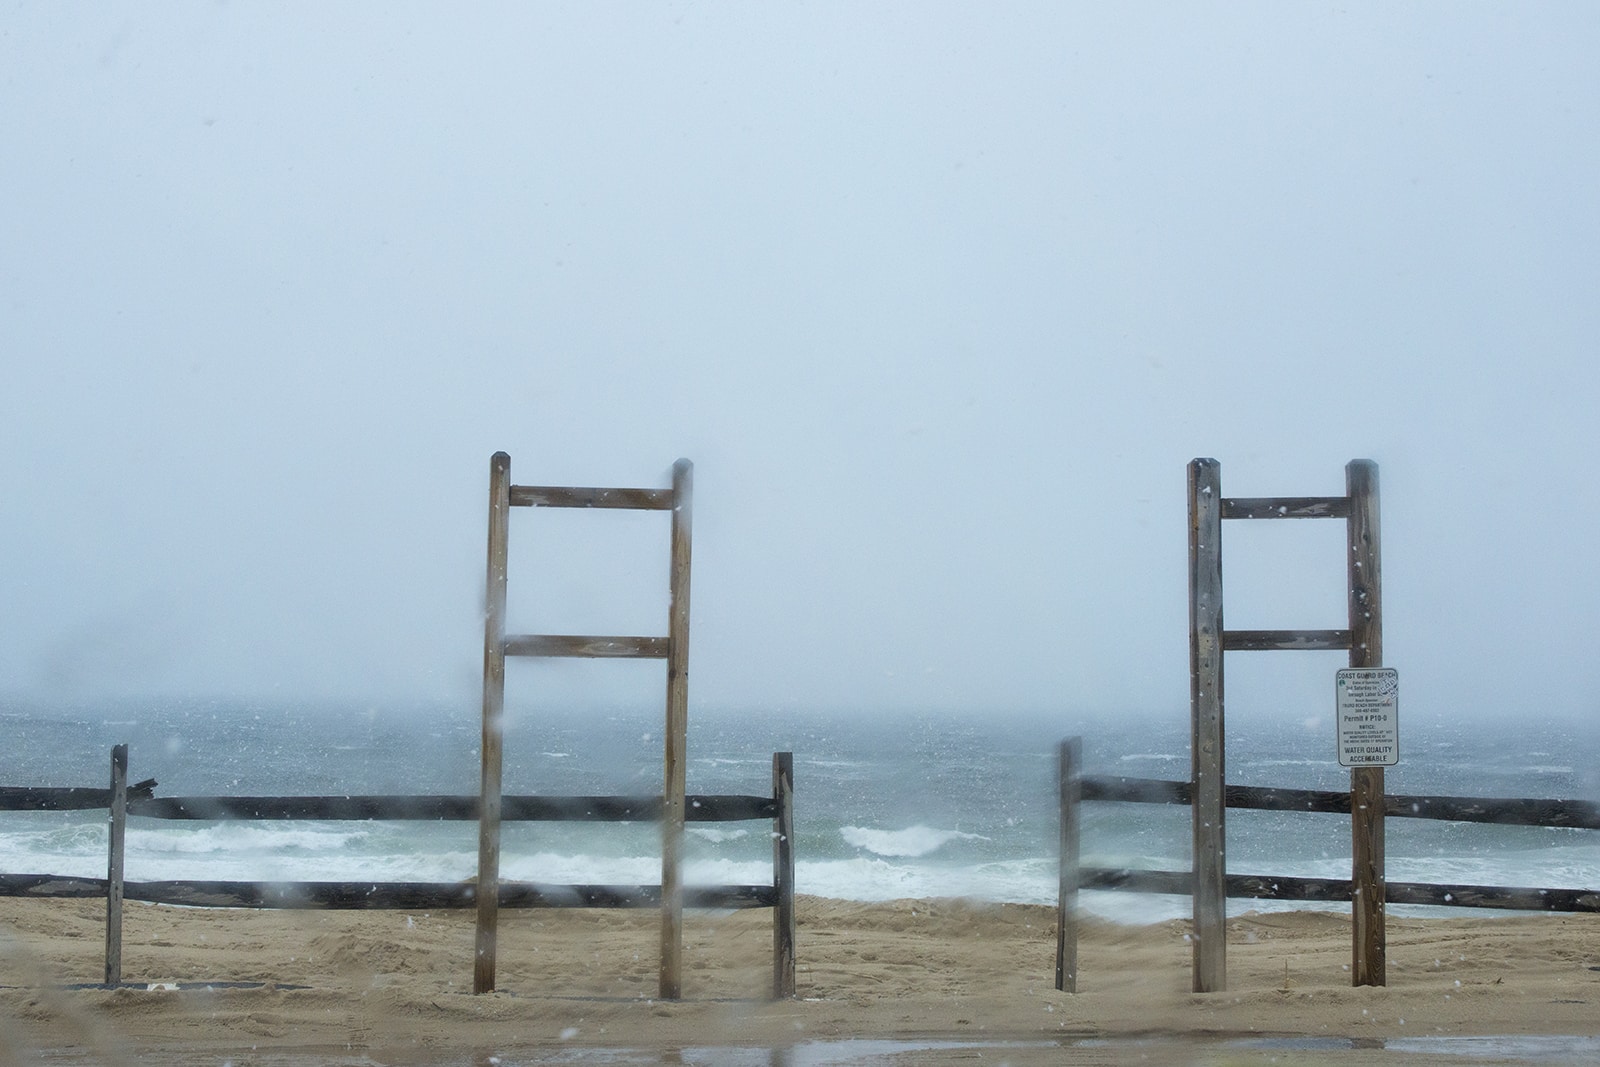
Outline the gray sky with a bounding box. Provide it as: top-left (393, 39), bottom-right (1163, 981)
top-left (3, 4), bottom-right (1597, 727)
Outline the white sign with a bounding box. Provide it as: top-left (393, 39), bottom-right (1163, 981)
top-left (1336, 667), bottom-right (1399, 767)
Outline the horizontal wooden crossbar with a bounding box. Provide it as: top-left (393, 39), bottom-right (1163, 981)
top-left (1079, 868), bottom-right (1600, 913)
top-left (121, 794), bottom-right (775, 823)
top-left (503, 634), bottom-right (669, 659)
top-left (1080, 776), bottom-right (1600, 829)
top-left (509, 485), bottom-right (674, 510)
top-left (1222, 629), bottom-right (1352, 651)
top-left (1221, 496), bottom-right (1351, 519)
top-left (0, 781), bottom-right (157, 811)
top-left (0, 874), bottom-right (776, 910)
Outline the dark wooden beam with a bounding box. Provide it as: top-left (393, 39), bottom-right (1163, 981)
top-left (509, 486), bottom-right (674, 510)
top-left (1223, 629), bottom-right (1353, 652)
top-left (130, 793), bottom-right (775, 823)
top-left (1221, 496), bottom-right (1351, 520)
top-left (503, 634), bottom-right (669, 659)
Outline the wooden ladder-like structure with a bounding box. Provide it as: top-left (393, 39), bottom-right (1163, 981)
top-left (473, 451), bottom-right (693, 997)
top-left (1188, 458), bottom-right (1383, 993)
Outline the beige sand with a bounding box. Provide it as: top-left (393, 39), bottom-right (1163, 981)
top-left (3, 896), bottom-right (1599, 1065)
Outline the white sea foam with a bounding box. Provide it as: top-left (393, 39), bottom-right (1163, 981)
top-left (130, 824), bottom-right (371, 855)
top-left (499, 851), bottom-right (659, 885)
top-left (840, 825), bottom-right (987, 858)
top-left (796, 856), bottom-right (1055, 904)
top-left (688, 826), bottom-right (749, 844)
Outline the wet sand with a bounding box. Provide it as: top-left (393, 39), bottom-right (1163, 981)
top-left (4, 895), bottom-right (1600, 1065)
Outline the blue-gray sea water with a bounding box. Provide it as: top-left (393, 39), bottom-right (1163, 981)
top-left (3, 700), bottom-right (1597, 922)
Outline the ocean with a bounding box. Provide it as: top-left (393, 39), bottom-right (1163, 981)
top-left (3, 699), bottom-right (1598, 923)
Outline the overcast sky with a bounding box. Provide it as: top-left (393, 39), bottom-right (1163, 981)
top-left (3, 4), bottom-right (1597, 729)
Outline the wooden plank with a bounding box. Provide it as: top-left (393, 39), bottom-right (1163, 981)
top-left (1384, 882), bottom-right (1600, 913)
top-left (509, 485), bottom-right (674, 510)
top-left (1223, 629), bottom-right (1352, 652)
top-left (1084, 868), bottom-right (1353, 903)
top-left (475, 451), bottom-right (511, 994)
top-left (1082, 866), bottom-right (1192, 895)
top-left (134, 795), bottom-right (481, 821)
top-left (127, 780), bottom-right (1600, 828)
top-left (1090, 869), bottom-right (1331, 903)
top-left (0, 780), bottom-right (157, 812)
top-left (687, 794), bottom-right (780, 822)
top-left (103, 744), bottom-right (127, 988)
top-left (502, 634), bottom-right (669, 659)
top-left (111, 880), bottom-right (777, 911)
top-left (1080, 868), bottom-right (1600, 914)
top-left (1056, 738), bottom-right (1081, 993)
top-left (1346, 461), bottom-right (1386, 980)
top-left (772, 752), bottom-right (796, 999)
top-left (1082, 776), bottom-right (1191, 805)
top-left (1346, 460), bottom-right (1383, 668)
top-left (1080, 774), bottom-right (1600, 829)
top-left (661, 458), bottom-right (693, 1000)
top-left (129, 793), bottom-right (775, 823)
top-left (1221, 496), bottom-right (1351, 520)
top-left (1347, 459), bottom-right (1385, 988)
top-left (1383, 794), bottom-right (1600, 829)
top-left (1187, 458), bottom-right (1227, 993)
top-left (0, 874), bottom-right (108, 898)
top-left (113, 775), bottom-right (1600, 829)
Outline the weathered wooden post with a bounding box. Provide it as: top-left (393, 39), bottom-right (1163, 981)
top-left (661, 458), bottom-right (693, 999)
top-left (772, 750), bottom-right (796, 999)
top-left (1347, 459), bottom-right (1385, 986)
top-left (1056, 737), bottom-right (1082, 993)
top-left (474, 451), bottom-right (511, 994)
top-left (1188, 459), bottom-right (1227, 993)
top-left (104, 744), bottom-right (128, 988)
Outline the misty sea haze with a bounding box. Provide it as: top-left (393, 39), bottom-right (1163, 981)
top-left (3, 701), bottom-right (1598, 923)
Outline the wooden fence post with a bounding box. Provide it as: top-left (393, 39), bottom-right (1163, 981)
top-left (1056, 737), bottom-right (1081, 993)
top-left (1347, 459), bottom-right (1385, 986)
top-left (474, 451), bottom-right (511, 994)
top-left (660, 458), bottom-right (693, 999)
top-left (1188, 458), bottom-right (1227, 993)
top-left (772, 751), bottom-right (796, 999)
top-left (104, 744), bottom-right (128, 988)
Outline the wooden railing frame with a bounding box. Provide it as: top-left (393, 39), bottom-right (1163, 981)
top-left (1, 748), bottom-right (796, 999)
top-left (1189, 458), bottom-right (1384, 991)
top-left (478, 452), bottom-right (696, 998)
top-left (1054, 739), bottom-right (1600, 992)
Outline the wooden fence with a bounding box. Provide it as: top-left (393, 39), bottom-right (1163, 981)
top-left (1055, 737), bottom-right (1600, 992)
top-left (1, 745), bottom-right (797, 998)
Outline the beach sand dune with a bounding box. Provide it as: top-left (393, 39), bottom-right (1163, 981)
top-left (4, 896), bottom-right (1600, 1064)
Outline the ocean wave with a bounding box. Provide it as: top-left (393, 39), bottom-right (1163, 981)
top-left (128, 824), bottom-right (372, 855)
top-left (795, 856), bottom-right (1054, 904)
top-left (840, 825), bottom-right (987, 858)
top-left (688, 826), bottom-right (749, 844)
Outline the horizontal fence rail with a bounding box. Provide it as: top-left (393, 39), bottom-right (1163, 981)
top-left (4, 791), bottom-right (776, 823)
top-left (1082, 776), bottom-right (1600, 830)
top-left (0, 875), bottom-right (777, 910)
top-left (171, 794), bottom-right (768, 822)
top-left (1079, 869), bottom-right (1600, 913)
top-left (1056, 738), bottom-right (1600, 991)
top-left (0, 747), bottom-right (797, 997)
top-left (0, 781), bottom-right (158, 811)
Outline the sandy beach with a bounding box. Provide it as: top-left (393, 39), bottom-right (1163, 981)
top-left (3, 896), bottom-right (1599, 1065)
